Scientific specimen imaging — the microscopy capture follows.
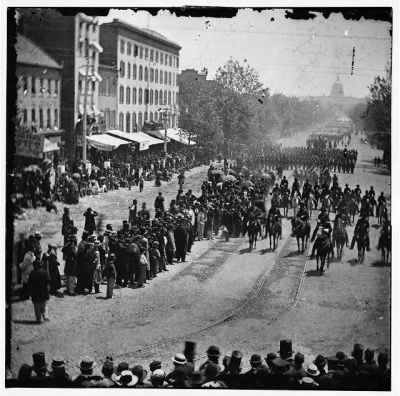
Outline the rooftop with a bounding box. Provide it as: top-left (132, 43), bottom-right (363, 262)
top-left (104, 19), bottom-right (181, 50)
top-left (16, 34), bottom-right (62, 69)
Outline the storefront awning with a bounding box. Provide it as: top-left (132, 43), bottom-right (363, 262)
top-left (144, 129), bottom-right (171, 142)
top-left (106, 130), bottom-right (163, 151)
top-left (152, 128), bottom-right (196, 145)
top-left (43, 138), bottom-right (59, 152)
top-left (87, 134), bottom-right (130, 151)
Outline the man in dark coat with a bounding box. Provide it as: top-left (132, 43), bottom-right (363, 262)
top-left (154, 192), bottom-right (165, 213)
top-left (63, 234), bottom-right (78, 295)
top-left (28, 260), bottom-right (50, 323)
top-left (174, 217), bottom-right (189, 263)
top-left (84, 208), bottom-right (98, 234)
top-left (76, 232), bottom-right (91, 294)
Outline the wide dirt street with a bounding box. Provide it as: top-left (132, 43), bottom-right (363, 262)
top-left (10, 130), bottom-right (390, 377)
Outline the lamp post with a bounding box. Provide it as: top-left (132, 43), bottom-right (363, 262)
top-left (158, 104), bottom-right (177, 168)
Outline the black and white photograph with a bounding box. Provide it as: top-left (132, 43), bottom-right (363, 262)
top-left (4, 2), bottom-right (396, 392)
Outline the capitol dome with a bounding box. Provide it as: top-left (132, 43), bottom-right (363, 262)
top-left (330, 74), bottom-right (344, 97)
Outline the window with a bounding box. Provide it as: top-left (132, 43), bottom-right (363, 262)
top-left (139, 46), bottom-right (143, 59)
top-left (92, 50), bottom-right (96, 63)
top-left (138, 88), bottom-right (143, 104)
top-left (144, 111), bottom-right (148, 121)
top-left (145, 47), bottom-right (148, 59)
top-left (120, 40), bottom-right (125, 54)
top-left (159, 90), bottom-right (163, 104)
top-left (165, 54), bottom-right (168, 65)
top-left (150, 89), bottom-right (153, 105)
top-left (127, 63), bottom-right (131, 79)
top-left (160, 71), bottom-right (163, 84)
top-left (160, 53), bottom-right (163, 64)
top-left (55, 80), bottom-right (59, 95)
top-left (111, 111), bottom-right (116, 128)
top-left (168, 91), bottom-right (171, 105)
top-left (119, 112), bottom-right (124, 130)
top-left (78, 79), bottom-right (82, 93)
top-left (39, 108), bottom-right (43, 129)
top-left (22, 76), bottom-right (28, 94)
top-left (150, 112), bottom-right (153, 121)
top-left (138, 112), bottom-right (142, 130)
top-left (120, 61), bottom-right (125, 78)
top-left (168, 72), bottom-right (171, 85)
top-left (169, 55), bottom-right (172, 67)
top-left (156, 51), bottom-right (159, 63)
top-left (92, 81), bottom-right (96, 92)
top-left (164, 71), bottom-right (168, 85)
top-left (154, 111), bottom-right (158, 121)
top-left (47, 109), bottom-right (51, 128)
top-left (54, 109), bottom-right (58, 128)
top-left (126, 87), bottom-right (130, 104)
top-left (177, 57), bottom-right (179, 69)
top-left (133, 64), bottom-right (137, 80)
top-left (164, 90), bottom-right (167, 104)
top-left (173, 91), bottom-right (175, 104)
top-left (132, 112), bottom-right (137, 131)
top-left (39, 78), bottom-right (44, 95)
top-left (31, 77), bottom-right (36, 95)
top-left (139, 65), bottom-right (143, 81)
top-left (155, 69), bottom-right (158, 83)
top-left (119, 85), bottom-right (124, 104)
top-left (150, 68), bottom-right (154, 82)
top-left (134, 44), bottom-right (139, 57)
top-left (126, 112), bottom-right (131, 132)
top-left (144, 67), bottom-right (148, 82)
top-left (127, 42), bottom-right (132, 55)
top-left (150, 49), bottom-right (154, 61)
top-left (144, 89), bottom-right (149, 104)
top-left (31, 109), bottom-right (36, 122)
top-left (155, 90), bottom-right (158, 105)
top-left (132, 88), bottom-right (137, 104)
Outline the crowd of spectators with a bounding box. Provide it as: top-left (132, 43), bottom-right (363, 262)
top-left (6, 340), bottom-right (390, 389)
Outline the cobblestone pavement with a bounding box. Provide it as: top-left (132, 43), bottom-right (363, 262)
top-left (10, 131), bottom-right (390, 377)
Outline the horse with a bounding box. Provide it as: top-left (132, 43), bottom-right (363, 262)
top-left (281, 190), bottom-right (290, 217)
top-left (271, 191), bottom-right (281, 209)
top-left (377, 202), bottom-right (388, 226)
top-left (291, 217), bottom-right (310, 254)
top-left (314, 234), bottom-right (331, 274)
top-left (248, 219), bottom-right (262, 251)
top-left (348, 198), bottom-right (359, 225)
top-left (305, 193), bottom-right (316, 219)
top-left (356, 233), bottom-right (368, 264)
top-left (332, 218), bottom-right (347, 260)
top-left (378, 227), bottom-right (391, 265)
top-left (265, 215), bottom-right (281, 251)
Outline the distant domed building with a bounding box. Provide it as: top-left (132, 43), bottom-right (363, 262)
top-left (330, 74), bottom-right (344, 97)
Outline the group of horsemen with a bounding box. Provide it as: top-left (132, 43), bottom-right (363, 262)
top-left (245, 172), bottom-right (390, 258)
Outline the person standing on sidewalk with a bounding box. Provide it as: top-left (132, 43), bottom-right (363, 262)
top-left (62, 234), bottom-right (78, 296)
top-left (27, 260), bottom-right (50, 323)
top-left (139, 175), bottom-right (144, 193)
top-left (83, 208), bottom-right (98, 235)
top-left (103, 253), bottom-right (117, 299)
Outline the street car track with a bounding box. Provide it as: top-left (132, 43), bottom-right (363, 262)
top-left (105, 221), bottom-right (310, 363)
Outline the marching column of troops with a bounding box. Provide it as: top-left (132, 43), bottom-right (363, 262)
top-left (7, 339), bottom-right (390, 389)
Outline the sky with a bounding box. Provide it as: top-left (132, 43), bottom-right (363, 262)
top-left (99, 8), bottom-right (392, 98)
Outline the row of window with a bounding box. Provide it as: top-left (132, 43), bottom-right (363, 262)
top-left (21, 107), bottom-right (59, 129)
top-left (119, 62), bottom-right (177, 86)
top-left (99, 77), bottom-right (117, 96)
top-left (120, 39), bottom-right (179, 69)
top-left (119, 86), bottom-right (175, 106)
top-left (19, 76), bottom-right (60, 97)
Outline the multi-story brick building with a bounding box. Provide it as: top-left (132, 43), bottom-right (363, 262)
top-left (18, 9), bottom-right (103, 161)
top-left (99, 19), bottom-right (181, 133)
top-left (16, 34), bottom-right (62, 133)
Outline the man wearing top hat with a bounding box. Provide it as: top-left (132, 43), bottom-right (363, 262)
top-left (174, 216), bottom-right (189, 263)
top-left (48, 356), bottom-right (73, 387)
top-left (72, 357), bottom-right (102, 386)
top-left (29, 352), bottom-right (51, 386)
top-left (240, 354), bottom-right (269, 389)
top-left (28, 260), bottom-right (50, 323)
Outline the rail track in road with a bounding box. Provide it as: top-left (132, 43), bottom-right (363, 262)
top-left (106, 218), bottom-right (312, 363)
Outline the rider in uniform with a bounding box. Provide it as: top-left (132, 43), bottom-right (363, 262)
top-left (291, 202), bottom-right (309, 236)
top-left (376, 192), bottom-right (386, 217)
top-left (350, 214), bottom-right (370, 251)
top-left (310, 208), bottom-right (334, 258)
top-left (268, 204), bottom-right (282, 239)
top-left (333, 211), bottom-right (349, 246)
top-left (280, 176), bottom-right (289, 189)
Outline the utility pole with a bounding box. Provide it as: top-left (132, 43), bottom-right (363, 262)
top-left (82, 55), bottom-right (89, 165)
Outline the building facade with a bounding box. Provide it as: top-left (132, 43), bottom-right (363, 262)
top-left (98, 64), bottom-right (118, 131)
top-left (18, 9), bottom-right (103, 161)
top-left (99, 19), bottom-right (181, 133)
top-left (16, 34), bottom-right (62, 134)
